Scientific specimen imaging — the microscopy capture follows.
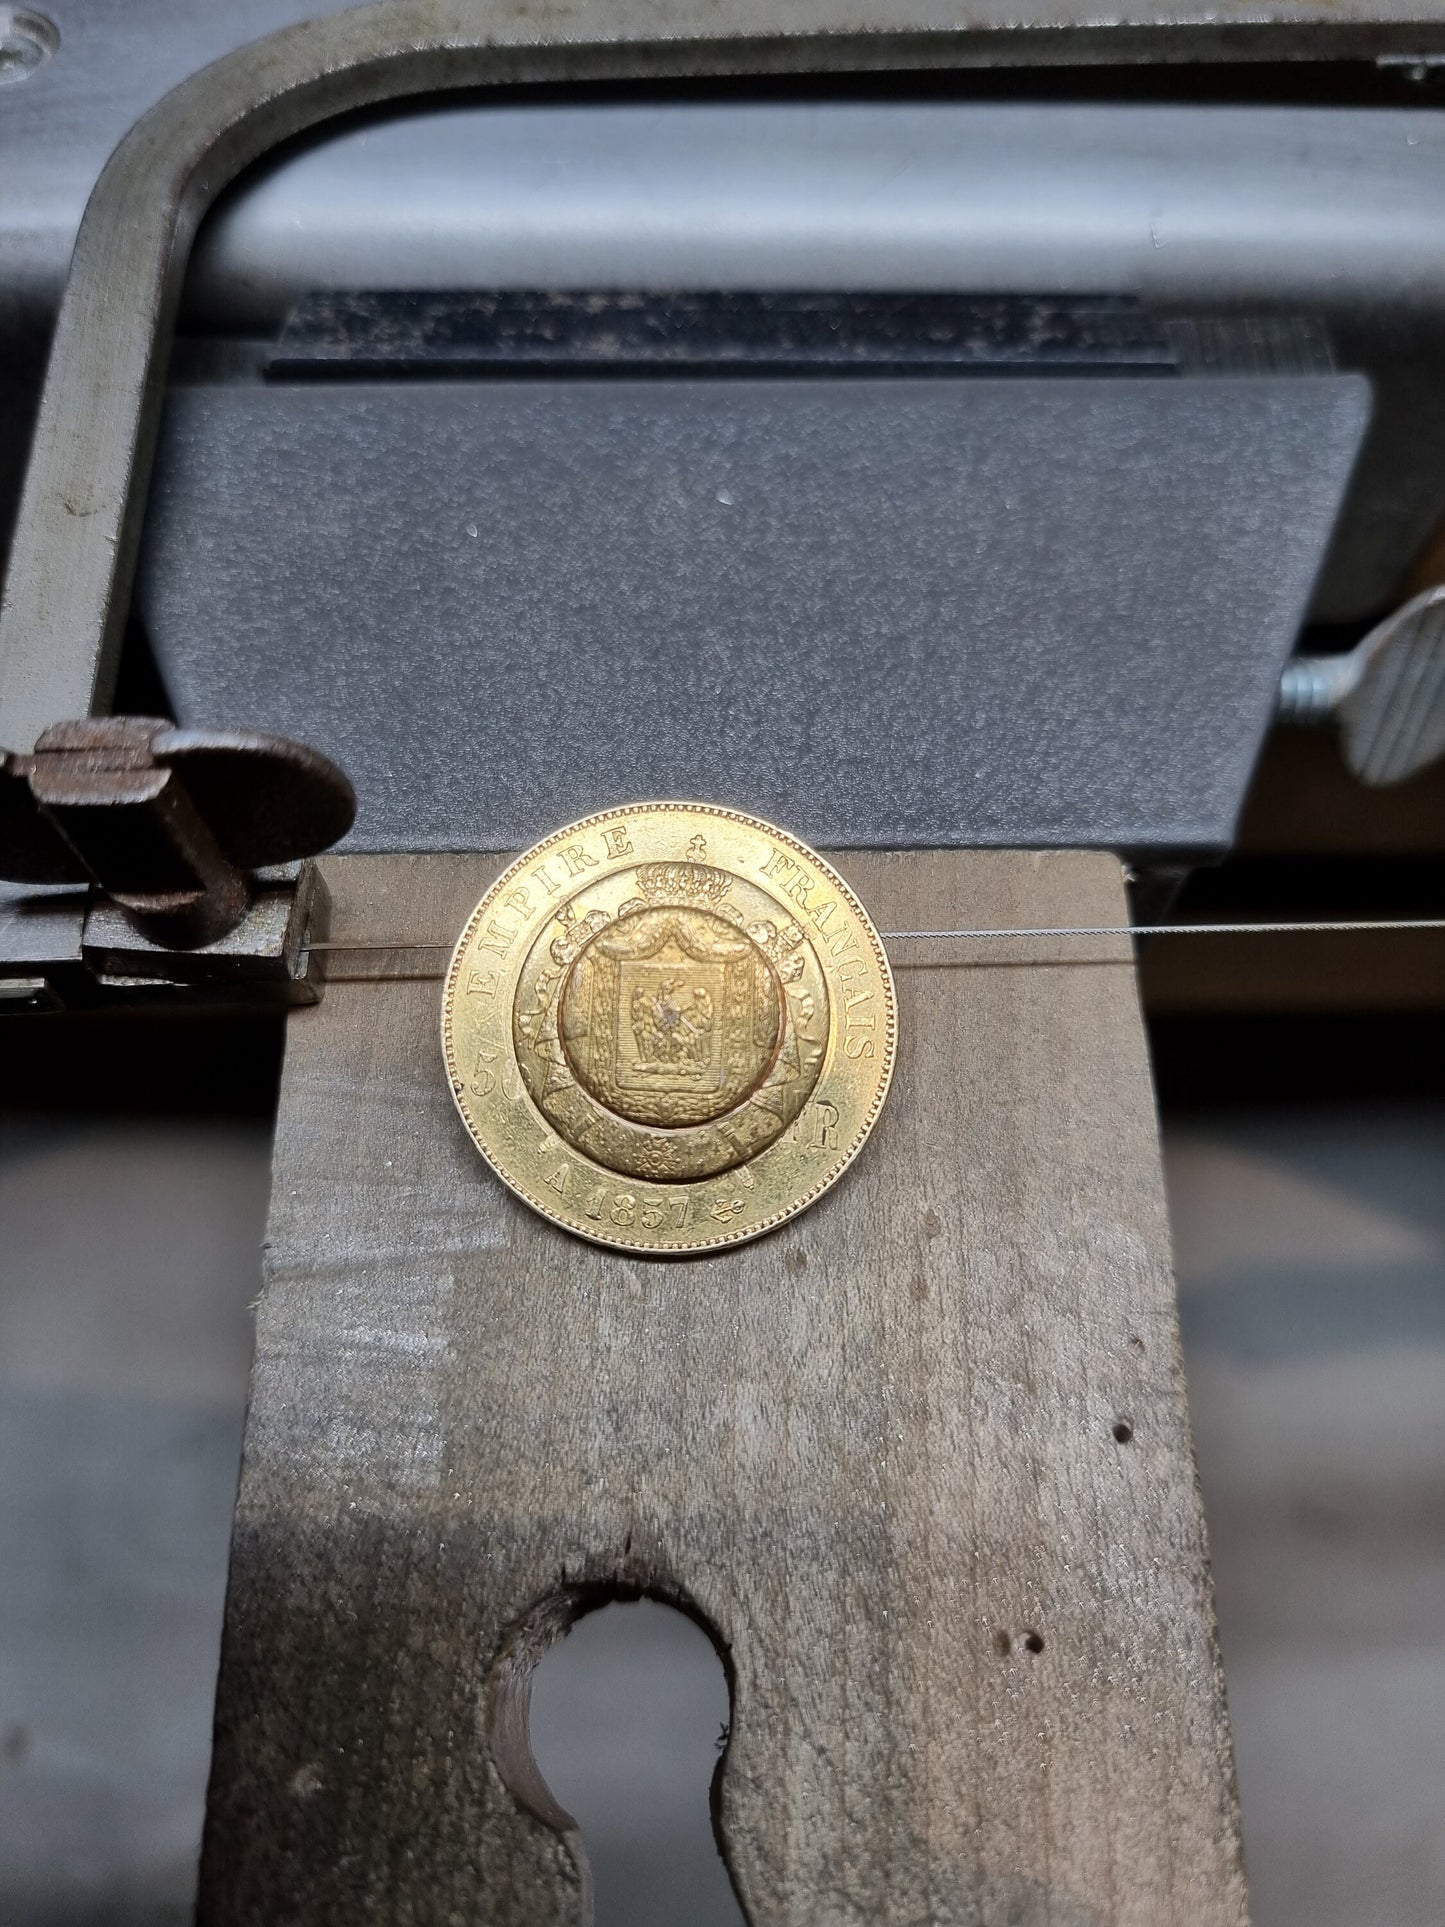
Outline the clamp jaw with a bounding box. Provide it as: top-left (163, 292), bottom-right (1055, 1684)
top-left (1, 716), bottom-right (354, 1011)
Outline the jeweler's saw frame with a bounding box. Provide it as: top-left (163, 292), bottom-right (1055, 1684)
top-left (3, 0), bottom-right (1443, 1005)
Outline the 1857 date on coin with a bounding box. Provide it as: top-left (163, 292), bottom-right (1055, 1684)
top-left (441, 803), bottom-right (896, 1254)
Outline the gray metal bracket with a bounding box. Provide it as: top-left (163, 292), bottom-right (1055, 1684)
top-left (0, 863), bottom-right (327, 1012)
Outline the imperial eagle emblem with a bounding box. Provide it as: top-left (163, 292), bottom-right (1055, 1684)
top-left (629, 974), bottom-right (716, 1074)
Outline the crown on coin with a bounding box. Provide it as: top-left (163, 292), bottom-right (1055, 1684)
top-left (633, 858), bottom-right (734, 909)
top-left (629, 836), bottom-right (733, 910)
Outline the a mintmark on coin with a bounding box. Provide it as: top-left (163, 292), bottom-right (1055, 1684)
top-left (441, 805), bottom-right (896, 1254)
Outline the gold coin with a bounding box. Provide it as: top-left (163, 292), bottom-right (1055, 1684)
top-left (441, 804), bottom-right (896, 1253)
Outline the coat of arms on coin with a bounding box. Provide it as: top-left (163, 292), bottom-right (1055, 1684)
top-left (441, 804), bottom-right (896, 1253)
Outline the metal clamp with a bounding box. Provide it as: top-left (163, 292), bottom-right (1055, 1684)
top-left (1279, 584), bottom-right (1445, 785)
top-left (0, 715), bottom-right (351, 1012)
top-left (2, 715), bottom-right (354, 945)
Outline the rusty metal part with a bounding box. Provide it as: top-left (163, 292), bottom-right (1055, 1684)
top-left (1, 715), bottom-right (354, 944)
top-left (5, 1), bottom-right (1445, 757)
top-left (83, 858), bottom-right (329, 1001)
top-left (0, 862), bottom-right (329, 1011)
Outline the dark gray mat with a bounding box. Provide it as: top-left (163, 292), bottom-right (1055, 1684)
top-left (137, 375), bottom-right (1368, 858)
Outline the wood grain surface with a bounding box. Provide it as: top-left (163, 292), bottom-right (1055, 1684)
top-left (199, 849), bottom-right (1247, 1925)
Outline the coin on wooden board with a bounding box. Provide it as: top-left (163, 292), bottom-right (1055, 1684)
top-left (441, 803), bottom-right (896, 1254)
